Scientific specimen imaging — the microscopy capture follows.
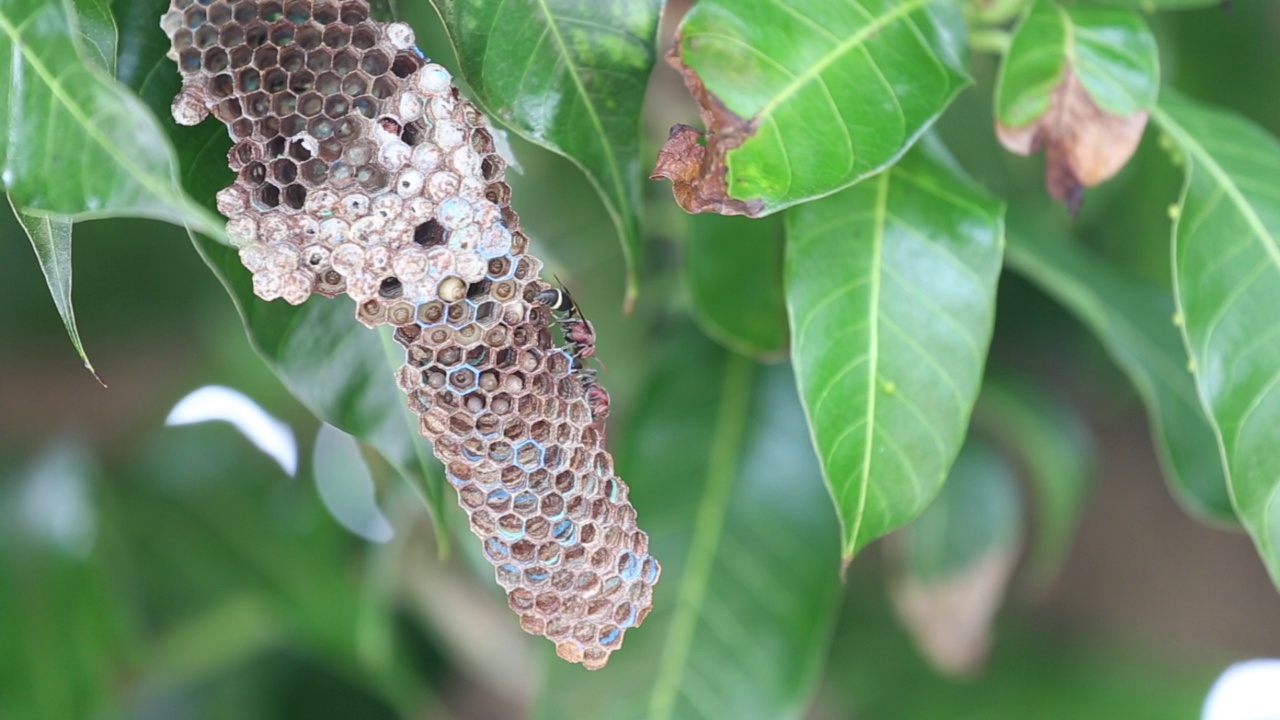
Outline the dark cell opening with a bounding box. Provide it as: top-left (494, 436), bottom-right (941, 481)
top-left (414, 219), bottom-right (447, 247)
top-left (379, 276), bottom-right (404, 299)
top-left (283, 184), bottom-right (307, 209)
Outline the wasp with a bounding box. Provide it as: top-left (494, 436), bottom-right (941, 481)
top-left (535, 283), bottom-right (601, 365)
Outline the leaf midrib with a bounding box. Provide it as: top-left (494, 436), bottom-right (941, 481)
top-left (752, 0), bottom-right (933, 125)
top-left (846, 171), bottom-right (891, 558)
top-left (646, 353), bottom-right (755, 720)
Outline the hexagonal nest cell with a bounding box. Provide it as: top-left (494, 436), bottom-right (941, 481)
top-left (162, 0), bottom-right (659, 670)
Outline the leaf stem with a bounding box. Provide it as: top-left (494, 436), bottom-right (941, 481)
top-left (969, 28), bottom-right (1012, 55)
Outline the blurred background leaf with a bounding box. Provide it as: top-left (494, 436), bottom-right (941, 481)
top-left (885, 437), bottom-right (1022, 677)
top-left (1004, 208), bottom-right (1232, 522)
top-left (973, 373), bottom-right (1093, 589)
top-left (539, 328), bottom-right (842, 720)
top-left (685, 213), bottom-right (789, 360)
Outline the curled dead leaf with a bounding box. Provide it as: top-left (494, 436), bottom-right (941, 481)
top-left (886, 542), bottom-right (1020, 678)
top-left (650, 34), bottom-right (765, 217)
top-left (997, 71), bottom-right (1147, 213)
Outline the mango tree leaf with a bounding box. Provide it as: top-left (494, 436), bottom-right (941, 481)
top-left (1156, 91), bottom-right (1280, 587)
top-left (0, 0), bottom-right (221, 235)
top-left (886, 438), bottom-right (1021, 677)
top-left (10, 198), bottom-right (100, 382)
top-left (686, 213), bottom-right (789, 360)
top-left (427, 0), bottom-right (662, 308)
top-left (996, 0), bottom-right (1159, 129)
top-left (70, 0), bottom-right (116, 75)
top-left (786, 142), bottom-right (1004, 563)
top-left (652, 0), bottom-right (968, 217)
top-left (538, 327), bottom-right (841, 720)
top-left (974, 374), bottom-right (1092, 588)
top-left (1003, 208), bottom-right (1233, 522)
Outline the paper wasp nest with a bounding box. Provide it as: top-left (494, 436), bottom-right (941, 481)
top-left (162, 0), bottom-right (659, 669)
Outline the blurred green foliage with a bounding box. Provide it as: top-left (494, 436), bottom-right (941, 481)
top-left (3, 0), bottom-right (1279, 718)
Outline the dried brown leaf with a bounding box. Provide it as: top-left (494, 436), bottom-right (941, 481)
top-left (649, 36), bottom-right (765, 217)
top-left (997, 71), bottom-right (1147, 213)
top-left (887, 545), bottom-right (1020, 678)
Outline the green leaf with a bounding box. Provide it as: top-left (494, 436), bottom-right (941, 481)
top-left (10, 198), bottom-right (101, 383)
top-left (886, 438), bottom-right (1021, 676)
top-left (1003, 208), bottom-right (1233, 522)
top-left (974, 374), bottom-right (1092, 588)
top-left (190, 232), bottom-right (450, 548)
top-left (1156, 91), bottom-right (1280, 587)
top-left (313, 424), bottom-right (395, 544)
top-left (686, 213), bottom-right (789, 359)
top-left (996, 0), bottom-right (1159, 128)
top-left (786, 142), bottom-right (1004, 562)
top-left (0, 0), bottom-right (221, 235)
top-left (427, 0), bottom-right (662, 307)
top-left (893, 440), bottom-right (1021, 582)
top-left (538, 327), bottom-right (841, 720)
top-left (1096, 0), bottom-right (1224, 9)
top-left (70, 0), bottom-right (117, 75)
top-left (660, 0), bottom-right (968, 216)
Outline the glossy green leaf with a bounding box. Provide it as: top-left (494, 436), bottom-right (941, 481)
top-left (996, 0), bottom-right (1159, 128)
top-left (71, 0), bottom-right (117, 75)
top-left (1157, 92), bottom-right (1280, 586)
top-left (669, 0), bottom-right (968, 215)
top-left (0, 0), bottom-right (221, 235)
top-left (886, 438), bottom-right (1021, 676)
top-left (974, 374), bottom-right (1092, 587)
top-left (786, 142), bottom-right (1004, 562)
top-left (427, 0), bottom-right (662, 307)
top-left (539, 327), bottom-right (841, 720)
top-left (686, 213), bottom-right (789, 359)
top-left (1004, 208), bottom-right (1233, 522)
top-left (10, 198), bottom-right (100, 382)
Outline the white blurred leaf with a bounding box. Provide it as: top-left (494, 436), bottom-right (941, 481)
top-left (313, 424), bottom-right (394, 544)
top-left (166, 385), bottom-right (297, 476)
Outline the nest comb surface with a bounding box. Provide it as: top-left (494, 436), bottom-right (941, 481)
top-left (162, 0), bottom-right (659, 670)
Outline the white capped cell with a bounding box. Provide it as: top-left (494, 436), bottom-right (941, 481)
top-left (434, 120), bottom-right (464, 149)
top-left (319, 218), bottom-right (349, 243)
top-left (216, 187), bottom-right (247, 215)
top-left (427, 171), bottom-right (461, 201)
top-left (437, 196), bottom-right (474, 230)
top-left (331, 243), bottom-right (366, 275)
top-left (396, 169), bottom-right (425, 198)
top-left (455, 251), bottom-right (487, 283)
top-left (449, 225), bottom-right (481, 252)
top-left (412, 145), bottom-right (442, 173)
top-left (417, 64), bottom-right (452, 94)
top-left (239, 243), bottom-right (269, 273)
top-left (394, 247), bottom-right (430, 281)
top-left (253, 271), bottom-right (283, 301)
top-left (226, 215), bottom-right (257, 246)
top-left (385, 22), bottom-right (416, 50)
top-left (281, 271), bottom-right (313, 305)
top-left (379, 139), bottom-right (411, 168)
